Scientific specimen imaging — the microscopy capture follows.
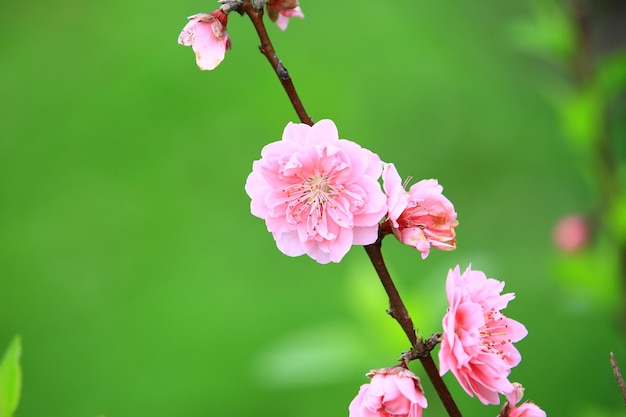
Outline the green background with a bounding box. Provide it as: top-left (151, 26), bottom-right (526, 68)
top-left (0, 0), bottom-right (624, 416)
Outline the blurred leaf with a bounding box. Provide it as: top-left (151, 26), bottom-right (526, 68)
top-left (553, 242), bottom-right (620, 314)
top-left (508, 0), bottom-right (575, 63)
top-left (596, 50), bottom-right (626, 98)
top-left (0, 336), bottom-right (22, 417)
top-left (610, 193), bottom-right (626, 244)
top-left (251, 323), bottom-right (368, 388)
top-left (558, 87), bottom-right (602, 148)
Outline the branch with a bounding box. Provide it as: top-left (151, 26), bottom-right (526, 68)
top-left (610, 352), bottom-right (626, 406)
top-left (363, 238), bottom-right (462, 417)
top-left (242, 2), bottom-right (313, 126)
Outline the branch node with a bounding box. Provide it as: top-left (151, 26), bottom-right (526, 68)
top-left (277, 60), bottom-right (289, 80)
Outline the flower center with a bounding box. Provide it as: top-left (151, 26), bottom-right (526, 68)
top-left (479, 308), bottom-right (511, 357)
top-left (283, 171), bottom-right (336, 222)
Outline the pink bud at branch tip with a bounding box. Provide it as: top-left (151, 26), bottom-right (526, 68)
top-left (178, 10), bottom-right (231, 71)
top-left (266, 0), bottom-right (304, 30)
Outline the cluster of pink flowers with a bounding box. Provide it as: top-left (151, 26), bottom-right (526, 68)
top-left (244, 120), bottom-right (458, 263)
top-left (243, 119), bottom-right (543, 413)
top-left (178, 0), bottom-right (303, 71)
top-left (348, 265), bottom-right (545, 417)
top-left (177, 4), bottom-right (546, 413)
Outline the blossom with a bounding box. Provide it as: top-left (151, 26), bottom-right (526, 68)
top-left (266, 0), bottom-right (304, 31)
top-left (438, 265), bottom-right (528, 405)
top-left (178, 11), bottom-right (231, 71)
top-left (500, 383), bottom-right (546, 417)
top-left (382, 163), bottom-right (458, 259)
top-left (245, 119), bottom-right (387, 264)
top-left (349, 367), bottom-right (428, 417)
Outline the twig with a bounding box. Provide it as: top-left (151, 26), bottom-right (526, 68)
top-left (364, 239), bottom-right (462, 417)
top-left (610, 352), bottom-right (626, 406)
top-left (241, 1), bottom-right (313, 126)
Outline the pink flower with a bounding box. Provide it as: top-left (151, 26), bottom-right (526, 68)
top-left (552, 214), bottom-right (588, 253)
top-left (178, 11), bottom-right (231, 71)
top-left (266, 0), bottom-right (304, 31)
top-left (245, 119), bottom-right (387, 264)
top-left (500, 383), bottom-right (546, 417)
top-left (349, 367), bottom-right (428, 417)
top-left (382, 163), bottom-right (458, 259)
top-left (438, 265), bottom-right (528, 405)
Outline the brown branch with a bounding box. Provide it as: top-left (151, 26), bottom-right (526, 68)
top-left (610, 352), bottom-right (626, 406)
top-left (242, 2), bottom-right (313, 126)
top-left (363, 239), bottom-right (462, 417)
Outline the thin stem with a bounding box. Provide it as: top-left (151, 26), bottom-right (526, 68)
top-left (242, 2), bottom-right (313, 126)
top-left (421, 354), bottom-right (462, 417)
top-left (363, 240), bottom-right (417, 347)
top-left (364, 239), bottom-right (462, 417)
top-left (610, 352), bottom-right (626, 406)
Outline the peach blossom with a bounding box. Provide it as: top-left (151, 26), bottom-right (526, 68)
top-left (382, 163), bottom-right (457, 259)
top-left (438, 265), bottom-right (528, 405)
top-left (349, 367), bottom-right (428, 417)
top-left (245, 120), bottom-right (387, 264)
top-left (178, 11), bottom-right (231, 71)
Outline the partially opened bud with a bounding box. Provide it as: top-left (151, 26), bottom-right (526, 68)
top-left (178, 10), bottom-right (231, 71)
top-left (266, 0), bottom-right (304, 30)
top-left (501, 383), bottom-right (547, 417)
top-left (382, 163), bottom-right (458, 259)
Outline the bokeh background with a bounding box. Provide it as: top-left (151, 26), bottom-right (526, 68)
top-left (1, 0), bottom-right (625, 416)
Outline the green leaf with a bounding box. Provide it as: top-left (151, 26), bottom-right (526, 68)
top-left (558, 88), bottom-right (603, 148)
top-left (0, 336), bottom-right (22, 417)
top-left (610, 193), bottom-right (626, 244)
top-left (596, 50), bottom-right (626, 98)
top-left (507, 0), bottom-right (576, 63)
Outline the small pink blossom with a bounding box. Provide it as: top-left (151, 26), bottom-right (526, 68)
top-left (438, 265), bottom-right (528, 405)
top-left (349, 367), bottom-right (428, 417)
top-left (500, 383), bottom-right (546, 417)
top-left (382, 163), bottom-right (458, 259)
top-left (245, 119), bottom-right (387, 264)
top-left (178, 11), bottom-right (231, 71)
top-left (266, 0), bottom-right (304, 30)
top-left (552, 214), bottom-right (588, 253)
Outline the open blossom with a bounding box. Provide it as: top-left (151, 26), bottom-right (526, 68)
top-left (349, 367), bottom-right (428, 417)
top-left (266, 0), bottom-right (304, 30)
top-left (438, 265), bottom-right (528, 405)
top-left (382, 163), bottom-right (457, 259)
top-left (245, 119), bottom-right (387, 264)
top-left (500, 383), bottom-right (546, 417)
top-left (178, 11), bottom-right (231, 71)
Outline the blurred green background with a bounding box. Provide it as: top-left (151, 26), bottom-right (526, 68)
top-left (1, 0), bottom-right (624, 416)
